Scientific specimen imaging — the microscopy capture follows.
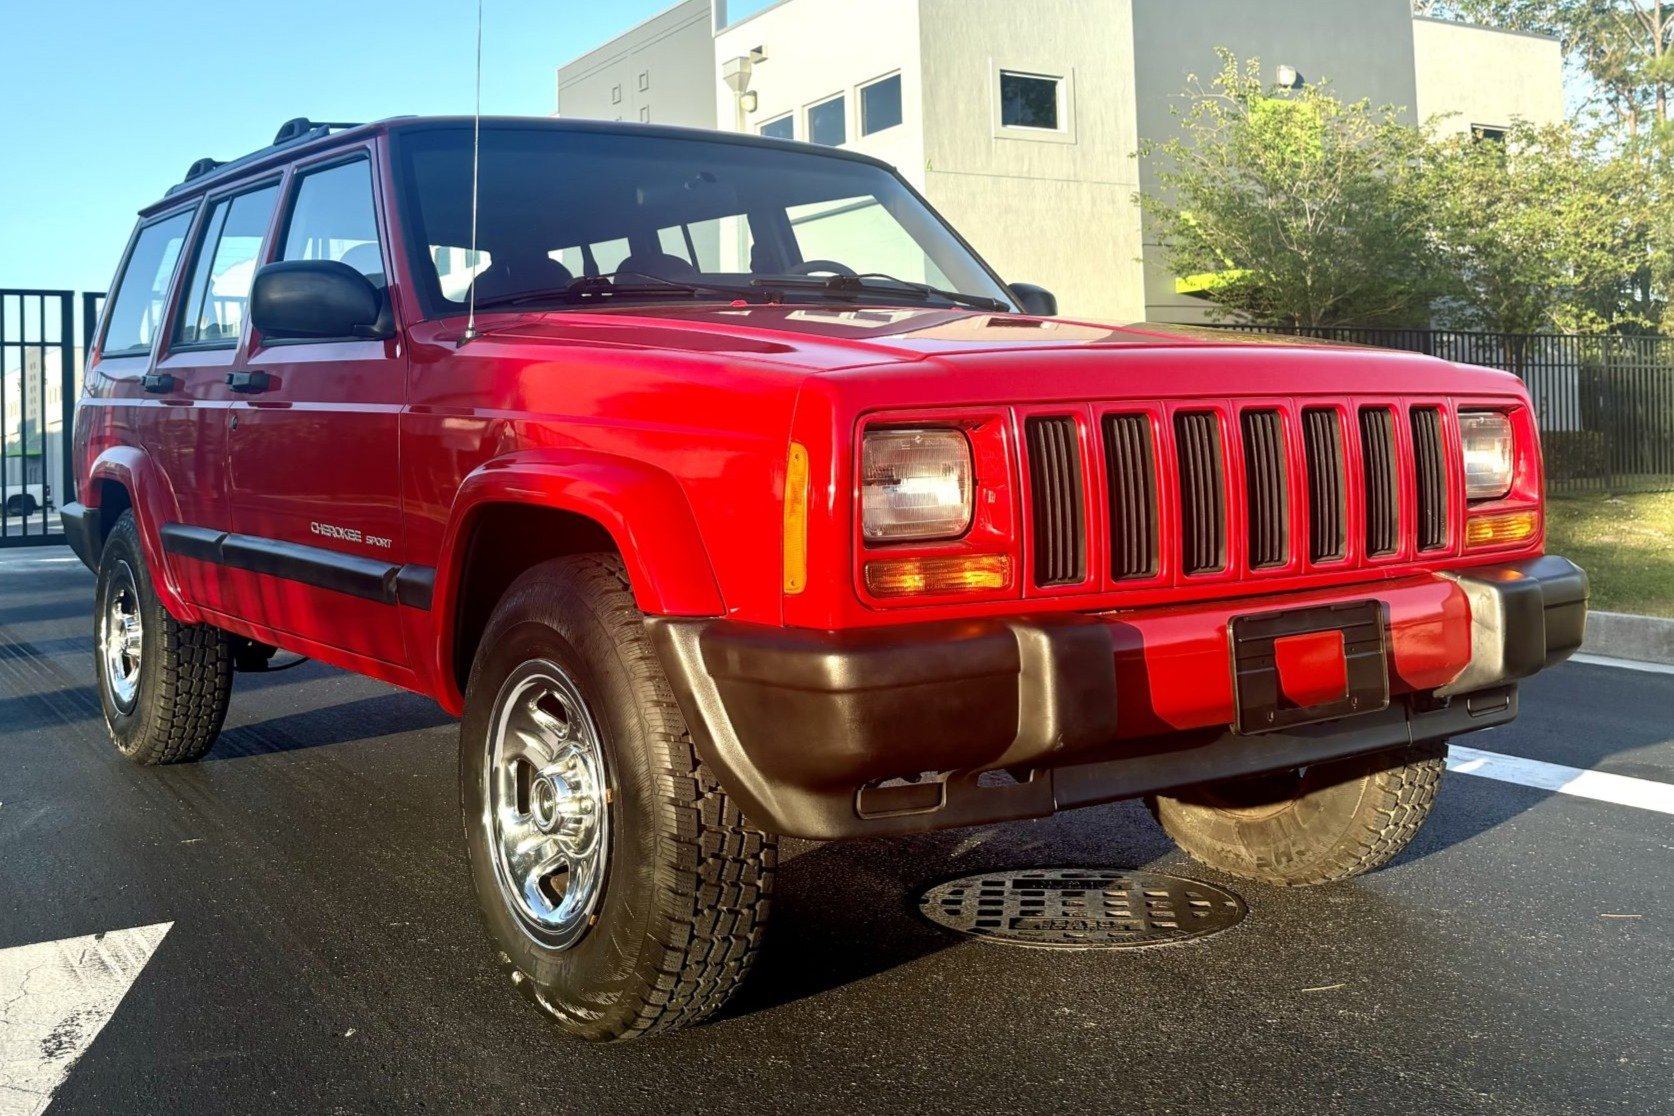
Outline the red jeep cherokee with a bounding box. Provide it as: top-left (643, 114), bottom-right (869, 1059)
top-left (65, 116), bottom-right (1586, 1040)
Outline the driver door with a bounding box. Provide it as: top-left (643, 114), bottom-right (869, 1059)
top-left (224, 150), bottom-right (409, 667)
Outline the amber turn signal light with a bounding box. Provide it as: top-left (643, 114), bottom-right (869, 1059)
top-left (864, 554), bottom-right (1012, 597)
top-left (784, 442), bottom-right (810, 595)
top-left (1465, 510), bottom-right (1539, 548)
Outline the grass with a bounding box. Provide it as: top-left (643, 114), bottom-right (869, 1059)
top-left (1544, 490), bottom-right (1674, 618)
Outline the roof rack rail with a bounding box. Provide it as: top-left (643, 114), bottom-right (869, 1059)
top-left (169, 118), bottom-right (365, 196)
top-left (183, 157), bottom-right (225, 182)
top-left (272, 117), bottom-right (363, 145)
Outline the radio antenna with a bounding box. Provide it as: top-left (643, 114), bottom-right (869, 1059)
top-left (459, 0), bottom-right (484, 346)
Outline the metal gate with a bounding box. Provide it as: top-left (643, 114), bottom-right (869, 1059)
top-left (1, 290), bottom-right (77, 547)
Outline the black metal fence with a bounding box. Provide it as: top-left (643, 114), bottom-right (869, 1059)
top-left (1205, 326), bottom-right (1674, 496)
top-left (1, 290), bottom-right (78, 547)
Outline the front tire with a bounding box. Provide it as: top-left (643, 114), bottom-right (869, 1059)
top-left (95, 510), bottom-right (233, 764)
top-left (7, 494), bottom-right (37, 516)
top-left (1147, 742), bottom-right (1447, 887)
top-left (460, 554), bottom-right (776, 1041)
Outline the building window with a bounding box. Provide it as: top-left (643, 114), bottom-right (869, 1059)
top-left (759, 114), bottom-right (794, 141)
top-left (638, 71), bottom-right (650, 92)
top-left (1472, 124), bottom-right (1507, 144)
top-left (639, 106), bottom-right (651, 123)
top-left (611, 85), bottom-right (622, 105)
top-left (860, 74), bottom-right (902, 136)
top-left (1000, 71), bottom-right (1062, 130)
top-left (808, 94), bottom-right (846, 147)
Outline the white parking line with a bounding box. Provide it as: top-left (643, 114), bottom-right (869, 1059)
top-left (1570, 652), bottom-right (1674, 677)
top-left (1447, 746), bottom-right (1674, 816)
top-left (0, 923), bottom-right (171, 1116)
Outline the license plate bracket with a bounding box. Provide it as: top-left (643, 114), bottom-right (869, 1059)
top-left (1231, 600), bottom-right (1389, 734)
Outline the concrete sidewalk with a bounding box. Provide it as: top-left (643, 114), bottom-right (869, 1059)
top-left (1584, 610), bottom-right (1674, 667)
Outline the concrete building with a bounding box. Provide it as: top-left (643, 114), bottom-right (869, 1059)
top-left (556, 0), bottom-right (1564, 324)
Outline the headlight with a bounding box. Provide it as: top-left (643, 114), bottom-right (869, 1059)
top-left (861, 428), bottom-right (973, 542)
top-left (1460, 412), bottom-right (1514, 500)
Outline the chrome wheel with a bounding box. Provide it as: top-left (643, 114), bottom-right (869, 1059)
top-left (486, 663), bottom-right (611, 949)
top-left (100, 561), bottom-right (143, 712)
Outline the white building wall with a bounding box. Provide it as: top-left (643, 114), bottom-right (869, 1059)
top-left (1413, 17), bottom-right (1565, 134)
top-left (555, 0), bottom-right (1567, 327)
top-left (918, 0), bottom-right (1145, 323)
top-left (556, 0), bottom-right (716, 128)
top-left (711, 0), bottom-right (924, 179)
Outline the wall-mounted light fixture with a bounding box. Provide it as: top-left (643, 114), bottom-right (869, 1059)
top-left (1275, 64), bottom-right (1304, 90)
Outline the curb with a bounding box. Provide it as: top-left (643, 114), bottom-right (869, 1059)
top-left (1583, 610), bottom-right (1674, 667)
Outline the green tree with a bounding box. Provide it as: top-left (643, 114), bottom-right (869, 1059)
top-left (1426, 121), bottom-right (1655, 333)
top-left (1140, 52), bottom-right (1443, 328)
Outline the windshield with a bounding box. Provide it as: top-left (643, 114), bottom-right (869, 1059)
top-left (392, 123), bottom-right (1016, 315)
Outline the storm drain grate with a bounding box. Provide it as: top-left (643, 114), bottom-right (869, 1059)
top-left (917, 868), bottom-right (1246, 950)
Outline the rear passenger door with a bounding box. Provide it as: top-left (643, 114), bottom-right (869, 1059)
top-left (225, 151), bottom-right (409, 667)
top-left (147, 180), bottom-right (279, 612)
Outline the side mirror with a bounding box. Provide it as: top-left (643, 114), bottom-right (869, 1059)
top-left (251, 260), bottom-right (389, 340)
top-left (1009, 283), bottom-right (1057, 317)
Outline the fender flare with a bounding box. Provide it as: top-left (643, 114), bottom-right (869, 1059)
top-left (84, 446), bottom-right (200, 623)
top-left (430, 449), bottom-right (725, 704)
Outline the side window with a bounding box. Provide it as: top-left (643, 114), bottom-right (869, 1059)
top-left (280, 159), bottom-right (385, 285)
top-left (176, 183), bottom-right (279, 347)
top-left (101, 212), bottom-right (193, 357)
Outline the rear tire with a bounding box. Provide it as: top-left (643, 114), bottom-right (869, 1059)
top-left (460, 554), bottom-right (776, 1041)
top-left (94, 510), bottom-right (233, 764)
top-left (1147, 742), bottom-right (1447, 887)
top-left (7, 494), bottom-right (37, 516)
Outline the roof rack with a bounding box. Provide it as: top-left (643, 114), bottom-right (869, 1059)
top-left (169, 118), bottom-right (365, 196)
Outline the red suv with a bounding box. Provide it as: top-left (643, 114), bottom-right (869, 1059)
top-left (65, 116), bottom-right (1586, 1040)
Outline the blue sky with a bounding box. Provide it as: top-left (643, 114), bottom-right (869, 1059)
top-left (0, 0), bottom-right (678, 295)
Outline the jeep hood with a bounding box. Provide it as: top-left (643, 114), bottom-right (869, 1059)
top-left (483, 305), bottom-right (1524, 400)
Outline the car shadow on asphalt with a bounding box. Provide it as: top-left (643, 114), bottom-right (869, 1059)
top-left (718, 805), bottom-right (1182, 1021)
top-left (209, 691), bottom-right (455, 759)
top-left (0, 596), bottom-right (93, 627)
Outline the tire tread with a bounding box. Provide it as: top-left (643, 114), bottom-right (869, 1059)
top-left (98, 511), bottom-right (232, 765)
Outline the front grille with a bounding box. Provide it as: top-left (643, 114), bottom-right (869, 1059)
top-left (1024, 416), bottom-right (1085, 586)
top-left (1303, 409), bottom-right (1346, 562)
top-left (1020, 400), bottom-right (1464, 593)
top-left (1174, 412), bottom-right (1227, 575)
top-left (1411, 407), bottom-right (1449, 551)
top-left (1102, 414), bottom-right (1158, 580)
top-left (1241, 410), bottom-right (1288, 569)
top-left (1359, 407), bottom-right (1399, 557)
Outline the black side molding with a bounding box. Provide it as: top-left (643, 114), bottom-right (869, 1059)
top-left (394, 565), bottom-right (436, 611)
top-left (161, 523), bottom-right (435, 610)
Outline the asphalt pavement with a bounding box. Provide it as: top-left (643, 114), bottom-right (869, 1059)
top-left (1, 547), bottom-right (1671, 1115)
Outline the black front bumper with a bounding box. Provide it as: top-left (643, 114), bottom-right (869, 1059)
top-left (650, 556), bottom-right (1587, 840)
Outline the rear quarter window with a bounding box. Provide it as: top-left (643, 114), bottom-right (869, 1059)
top-left (102, 211), bottom-right (194, 357)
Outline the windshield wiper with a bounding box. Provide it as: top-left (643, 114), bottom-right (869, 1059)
top-left (472, 271), bottom-right (774, 310)
top-left (752, 272), bottom-right (1010, 313)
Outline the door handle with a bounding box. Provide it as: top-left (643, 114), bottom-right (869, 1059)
top-left (226, 371), bottom-right (273, 394)
top-left (141, 373), bottom-right (175, 394)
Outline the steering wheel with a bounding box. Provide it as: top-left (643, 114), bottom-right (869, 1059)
top-left (788, 259), bottom-right (857, 278)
